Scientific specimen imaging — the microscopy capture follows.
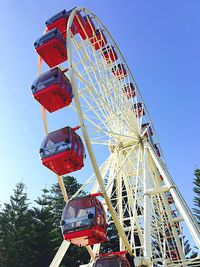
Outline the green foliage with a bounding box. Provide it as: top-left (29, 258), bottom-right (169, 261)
top-left (193, 169), bottom-right (200, 225)
top-left (0, 177), bottom-right (89, 267)
top-left (0, 182), bottom-right (33, 267)
top-left (30, 189), bottom-right (58, 267)
top-left (100, 222), bottom-right (119, 254)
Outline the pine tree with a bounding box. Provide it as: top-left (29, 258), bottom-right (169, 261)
top-left (30, 188), bottom-right (58, 267)
top-left (193, 169), bottom-right (200, 225)
top-left (0, 182), bottom-right (32, 267)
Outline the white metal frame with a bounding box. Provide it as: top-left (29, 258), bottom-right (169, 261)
top-left (36, 7), bottom-right (200, 267)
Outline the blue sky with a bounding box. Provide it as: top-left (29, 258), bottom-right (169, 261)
top-left (0, 0), bottom-right (200, 218)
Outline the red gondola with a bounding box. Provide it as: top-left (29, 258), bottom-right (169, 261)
top-left (141, 123), bottom-right (153, 138)
top-left (46, 9), bottom-right (96, 40)
top-left (166, 192), bottom-right (174, 204)
top-left (165, 222), bottom-right (181, 240)
top-left (31, 67), bottom-right (73, 112)
top-left (166, 250), bottom-right (180, 261)
top-left (112, 64), bottom-right (127, 80)
top-left (133, 102), bottom-right (145, 117)
top-left (61, 193), bottom-right (107, 246)
top-left (165, 228), bottom-right (173, 238)
top-left (94, 251), bottom-right (131, 267)
top-left (122, 83), bottom-right (136, 99)
top-left (78, 15), bottom-right (96, 39)
top-left (45, 9), bottom-right (78, 38)
top-left (102, 46), bottom-right (118, 64)
top-left (34, 28), bottom-right (67, 68)
top-left (154, 144), bottom-right (161, 157)
top-left (167, 221), bottom-right (181, 234)
top-left (39, 126), bottom-right (85, 175)
top-left (171, 250), bottom-right (180, 261)
top-left (90, 29), bottom-right (107, 50)
top-left (170, 222), bottom-right (181, 235)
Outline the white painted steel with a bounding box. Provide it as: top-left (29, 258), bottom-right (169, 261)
top-left (49, 241), bottom-right (70, 267)
top-left (147, 142), bottom-right (200, 249)
top-left (143, 146), bottom-right (152, 264)
top-left (35, 6), bottom-right (200, 267)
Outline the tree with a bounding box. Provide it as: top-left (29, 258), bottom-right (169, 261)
top-left (30, 188), bottom-right (58, 267)
top-left (0, 182), bottom-right (32, 267)
top-left (193, 169), bottom-right (200, 225)
top-left (189, 169), bottom-right (200, 258)
top-left (0, 177), bottom-right (89, 267)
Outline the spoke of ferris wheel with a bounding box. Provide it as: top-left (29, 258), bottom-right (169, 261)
top-left (73, 73), bottom-right (128, 135)
top-left (81, 40), bottom-right (133, 112)
top-left (71, 37), bottom-right (139, 134)
top-left (72, 64), bottom-right (136, 137)
top-left (70, 154), bottom-right (113, 200)
top-left (79, 70), bottom-right (135, 134)
top-left (86, 125), bottom-right (137, 139)
top-left (70, 39), bottom-right (120, 128)
top-left (73, 71), bottom-right (138, 139)
top-left (71, 103), bottom-right (131, 145)
top-left (70, 103), bottom-right (110, 136)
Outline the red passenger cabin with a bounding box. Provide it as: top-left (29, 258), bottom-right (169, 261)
top-left (34, 28), bottom-right (67, 68)
top-left (133, 102), bottom-right (145, 117)
top-left (166, 192), bottom-right (174, 204)
top-left (45, 9), bottom-right (96, 40)
top-left (78, 15), bottom-right (96, 39)
top-left (102, 46), bottom-right (118, 64)
top-left (154, 144), bottom-right (161, 157)
top-left (39, 126), bottom-right (85, 175)
top-left (90, 29), bottom-right (107, 50)
top-left (112, 64), bottom-right (127, 80)
top-left (122, 83), bottom-right (136, 99)
top-left (45, 9), bottom-right (77, 38)
top-left (61, 194), bottom-right (107, 246)
top-left (94, 251), bottom-right (131, 267)
top-left (141, 122), bottom-right (153, 138)
top-left (171, 250), bottom-right (180, 261)
top-left (31, 67), bottom-right (73, 112)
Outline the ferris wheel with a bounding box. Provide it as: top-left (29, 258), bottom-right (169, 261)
top-left (32, 7), bottom-right (200, 267)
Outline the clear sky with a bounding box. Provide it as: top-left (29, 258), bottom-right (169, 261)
top-left (0, 0), bottom-right (200, 218)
